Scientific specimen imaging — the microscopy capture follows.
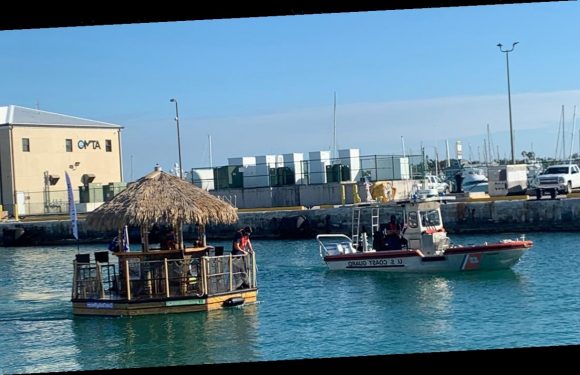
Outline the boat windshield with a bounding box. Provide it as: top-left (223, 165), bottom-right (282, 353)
top-left (408, 211), bottom-right (419, 228)
top-left (420, 209), bottom-right (441, 227)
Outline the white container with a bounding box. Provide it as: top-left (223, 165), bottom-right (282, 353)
top-left (309, 151), bottom-right (331, 184)
top-left (372, 156), bottom-right (410, 181)
top-left (244, 155), bottom-right (279, 188)
top-left (255, 155), bottom-right (280, 169)
top-left (338, 148), bottom-right (361, 181)
top-left (190, 168), bottom-right (215, 191)
top-left (242, 165), bottom-right (262, 188)
top-left (487, 164), bottom-right (528, 196)
top-left (283, 152), bottom-right (305, 184)
top-left (228, 156), bottom-right (256, 167)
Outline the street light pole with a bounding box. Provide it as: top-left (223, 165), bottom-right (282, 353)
top-left (497, 42), bottom-right (518, 164)
top-left (170, 98), bottom-right (183, 178)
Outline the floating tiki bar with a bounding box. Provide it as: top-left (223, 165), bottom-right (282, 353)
top-left (72, 168), bottom-right (257, 316)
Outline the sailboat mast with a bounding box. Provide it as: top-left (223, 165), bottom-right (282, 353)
top-left (563, 105), bottom-right (566, 160)
top-left (569, 105), bottom-right (576, 163)
top-left (555, 106), bottom-right (563, 160)
top-left (487, 124), bottom-right (492, 164)
top-left (208, 134), bottom-right (213, 168)
top-left (333, 91), bottom-right (337, 162)
top-left (483, 139), bottom-right (488, 166)
top-left (468, 143), bottom-right (473, 162)
top-left (434, 147), bottom-right (439, 176)
top-left (445, 139), bottom-right (450, 167)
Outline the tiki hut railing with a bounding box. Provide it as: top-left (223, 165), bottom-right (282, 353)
top-left (72, 251), bottom-right (257, 301)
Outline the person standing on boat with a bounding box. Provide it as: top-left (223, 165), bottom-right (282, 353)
top-left (232, 226), bottom-right (254, 289)
top-left (160, 228), bottom-right (176, 250)
top-left (385, 215), bottom-right (402, 250)
top-left (454, 171), bottom-right (464, 193)
top-left (232, 226), bottom-right (254, 255)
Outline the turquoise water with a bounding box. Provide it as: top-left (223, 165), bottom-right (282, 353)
top-left (1, 232), bottom-right (580, 373)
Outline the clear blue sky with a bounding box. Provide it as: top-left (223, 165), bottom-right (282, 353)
top-left (2, 2), bottom-right (580, 180)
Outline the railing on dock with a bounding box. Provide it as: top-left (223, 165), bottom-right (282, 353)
top-left (72, 252), bottom-right (257, 301)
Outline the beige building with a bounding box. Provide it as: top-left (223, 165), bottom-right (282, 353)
top-left (0, 105), bottom-right (123, 216)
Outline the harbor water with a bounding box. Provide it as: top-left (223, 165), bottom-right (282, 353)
top-left (1, 232), bottom-right (580, 373)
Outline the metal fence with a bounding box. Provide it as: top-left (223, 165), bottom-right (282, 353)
top-left (191, 154), bottom-right (425, 191)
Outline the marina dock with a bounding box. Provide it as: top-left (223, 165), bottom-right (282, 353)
top-left (0, 193), bottom-right (576, 246)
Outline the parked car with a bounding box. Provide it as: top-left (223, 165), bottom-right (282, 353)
top-left (531, 164), bottom-right (580, 199)
top-left (424, 175), bottom-right (450, 194)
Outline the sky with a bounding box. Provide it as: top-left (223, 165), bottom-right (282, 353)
top-left (2, 2), bottom-right (580, 180)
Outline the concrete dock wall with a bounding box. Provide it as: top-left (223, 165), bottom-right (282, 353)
top-left (1, 198), bottom-right (577, 246)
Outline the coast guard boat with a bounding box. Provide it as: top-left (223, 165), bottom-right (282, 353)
top-left (316, 196), bottom-right (532, 272)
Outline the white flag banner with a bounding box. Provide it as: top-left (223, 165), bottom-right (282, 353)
top-left (123, 225), bottom-right (130, 251)
top-left (65, 171), bottom-right (78, 240)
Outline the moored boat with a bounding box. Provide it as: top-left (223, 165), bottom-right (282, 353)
top-left (71, 168), bottom-right (258, 316)
top-left (316, 196), bottom-right (531, 272)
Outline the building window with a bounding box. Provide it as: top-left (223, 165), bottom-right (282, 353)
top-left (105, 139), bottom-right (112, 152)
top-left (66, 139), bottom-right (73, 152)
top-left (22, 138), bottom-right (30, 152)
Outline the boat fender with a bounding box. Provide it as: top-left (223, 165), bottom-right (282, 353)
top-left (223, 297), bottom-right (245, 307)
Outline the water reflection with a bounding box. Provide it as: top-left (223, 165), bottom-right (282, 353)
top-left (71, 304), bottom-right (260, 372)
top-left (1, 236), bottom-right (566, 372)
top-left (315, 268), bottom-right (525, 354)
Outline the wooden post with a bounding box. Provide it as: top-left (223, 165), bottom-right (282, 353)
top-left (117, 227), bottom-right (122, 252)
top-left (202, 258), bottom-right (208, 296)
top-left (71, 260), bottom-right (78, 299)
top-left (125, 259), bottom-right (131, 301)
top-left (95, 262), bottom-right (105, 299)
top-left (141, 227), bottom-right (150, 252)
top-left (252, 252), bottom-right (257, 288)
top-left (177, 222), bottom-right (184, 250)
top-left (164, 258), bottom-right (170, 298)
top-left (229, 254), bottom-right (233, 292)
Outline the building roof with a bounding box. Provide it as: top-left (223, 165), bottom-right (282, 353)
top-left (0, 105), bottom-right (122, 129)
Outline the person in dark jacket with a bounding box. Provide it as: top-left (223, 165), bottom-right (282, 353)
top-left (232, 226), bottom-right (254, 255)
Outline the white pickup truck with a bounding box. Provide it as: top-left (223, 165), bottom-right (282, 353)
top-left (532, 164), bottom-right (580, 199)
top-left (423, 175), bottom-right (450, 194)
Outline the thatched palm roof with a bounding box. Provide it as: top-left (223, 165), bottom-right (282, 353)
top-left (86, 169), bottom-right (238, 231)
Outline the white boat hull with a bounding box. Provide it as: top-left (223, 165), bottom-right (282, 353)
top-left (323, 241), bottom-right (531, 272)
